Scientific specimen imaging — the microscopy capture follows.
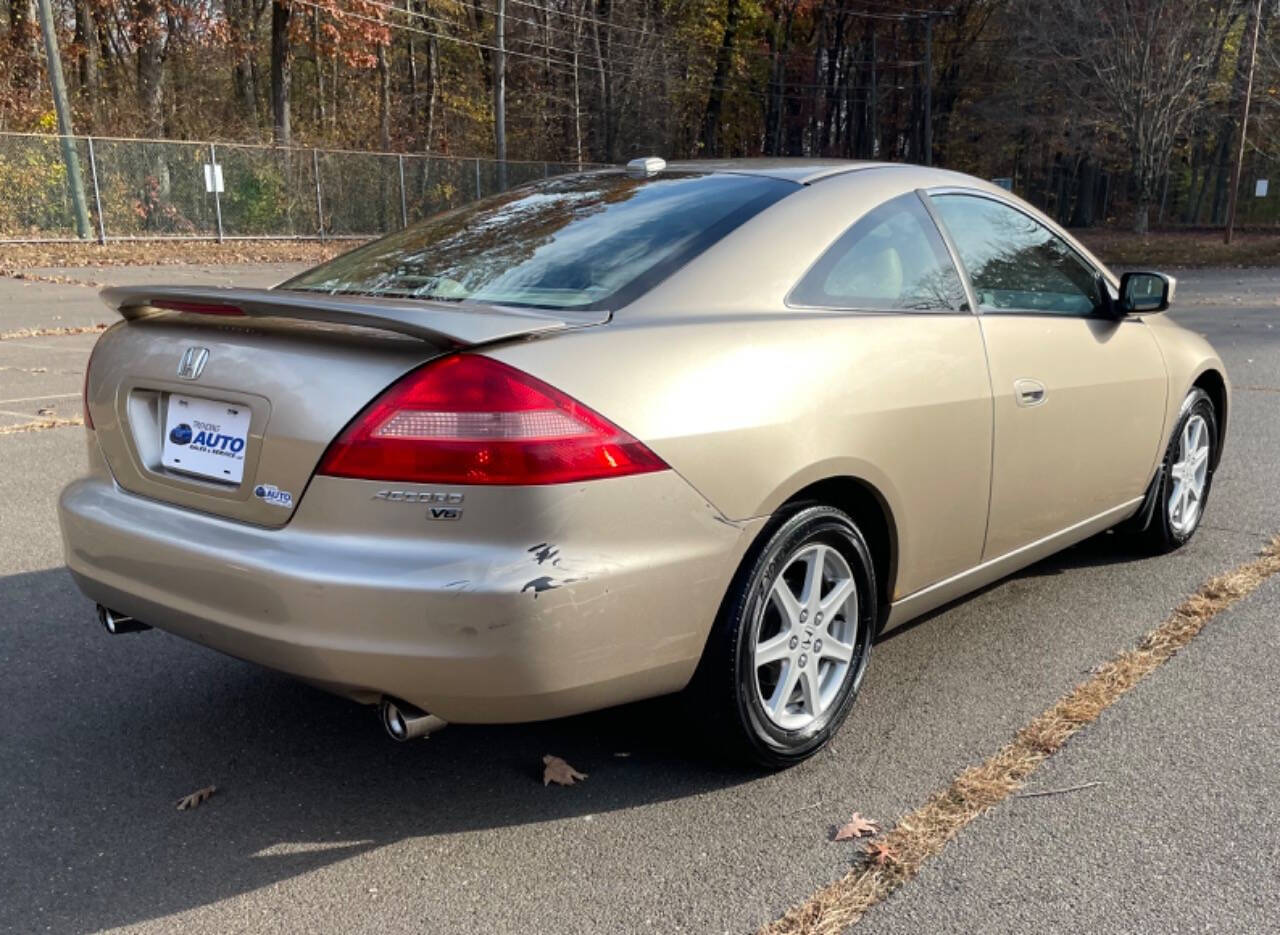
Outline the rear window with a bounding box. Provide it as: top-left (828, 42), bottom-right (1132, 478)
top-left (281, 171), bottom-right (795, 311)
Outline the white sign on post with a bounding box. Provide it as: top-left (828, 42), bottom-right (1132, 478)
top-left (1255, 179), bottom-right (1269, 198)
top-left (203, 163), bottom-right (224, 194)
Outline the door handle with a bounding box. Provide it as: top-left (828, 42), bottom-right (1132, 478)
top-left (1014, 378), bottom-right (1047, 407)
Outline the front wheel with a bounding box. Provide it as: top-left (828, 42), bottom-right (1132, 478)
top-left (691, 505), bottom-right (877, 768)
top-left (1138, 388), bottom-right (1218, 553)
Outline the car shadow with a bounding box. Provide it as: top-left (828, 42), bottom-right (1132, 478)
top-left (0, 527), bottom-right (1202, 932)
top-left (0, 567), bottom-right (758, 934)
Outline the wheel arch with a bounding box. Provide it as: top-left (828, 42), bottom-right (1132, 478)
top-left (1191, 368), bottom-right (1228, 468)
top-left (776, 475), bottom-right (898, 630)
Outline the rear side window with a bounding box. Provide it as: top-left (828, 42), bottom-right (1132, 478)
top-left (789, 191), bottom-right (966, 311)
top-left (281, 172), bottom-right (795, 311)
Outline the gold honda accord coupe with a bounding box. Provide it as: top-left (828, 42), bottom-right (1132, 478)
top-left (59, 159), bottom-right (1227, 767)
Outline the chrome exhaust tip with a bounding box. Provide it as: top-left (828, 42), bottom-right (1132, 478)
top-left (379, 697), bottom-right (447, 742)
top-left (97, 605), bottom-right (151, 635)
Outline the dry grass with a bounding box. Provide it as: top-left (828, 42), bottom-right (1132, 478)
top-left (1077, 229), bottom-right (1280, 269)
top-left (3, 231), bottom-right (1274, 275)
top-left (0, 324), bottom-right (109, 341)
top-left (0, 240), bottom-right (354, 274)
top-left (0, 416), bottom-right (84, 435)
top-left (762, 534), bottom-right (1280, 935)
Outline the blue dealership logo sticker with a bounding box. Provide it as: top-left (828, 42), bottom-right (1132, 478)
top-left (169, 423), bottom-right (193, 445)
top-left (253, 483), bottom-right (294, 508)
top-left (188, 430), bottom-right (245, 455)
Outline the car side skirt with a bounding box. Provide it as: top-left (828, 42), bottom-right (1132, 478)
top-left (883, 497), bottom-right (1144, 632)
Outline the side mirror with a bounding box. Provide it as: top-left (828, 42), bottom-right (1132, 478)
top-left (1118, 271), bottom-right (1176, 315)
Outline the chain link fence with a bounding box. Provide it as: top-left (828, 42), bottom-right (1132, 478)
top-left (0, 132), bottom-right (592, 243)
top-left (10, 130), bottom-right (1278, 242)
top-left (977, 155), bottom-right (1280, 232)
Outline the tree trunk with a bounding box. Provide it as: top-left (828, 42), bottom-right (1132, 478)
top-left (1070, 158), bottom-right (1097, 228)
top-left (702, 0), bottom-right (742, 156)
top-left (377, 41), bottom-right (392, 229)
top-left (330, 50), bottom-right (340, 132)
top-left (418, 33), bottom-right (438, 199)
top-left (96, 4), bottom-right (117, 100)
top-left (271, 0), bottom-right (292, 147)
top-left (866, 27), bottom-right (878, 158)
top-left (377, 42), bottom-right (391, 150)
top-left (1132, 139), bottom-right (1153, 235)
top-left (590, 0), bottom-right (613, 161)
top-left (8, 0), bottom-right (40, 89)
top-left (73, 0), bottom-right (99, 114)
top-left (228, 0), bottom-right (260, 124)
top-left (425, 35), bottom-right (438, 154)
top-left (764, 15), bottom-right (781, 156)
top-left (494, 0), bottom-right (507, 188)
top-left (313, 6), bottom-right (325, 128)
top-left (572, 35), bottom-right (583, 168)
top-left (404, 0), bottom-right (418, 137)
top-left (135, 0), bottom-right (166, 137)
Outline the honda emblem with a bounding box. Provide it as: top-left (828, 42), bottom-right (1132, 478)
top-left (177, 347), bottom-right (210, 380)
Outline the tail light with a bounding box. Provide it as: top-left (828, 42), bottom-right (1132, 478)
top-left (317, 354), bottom-right (668, 485)
top-left (153, 299), bottom-right (246, 316)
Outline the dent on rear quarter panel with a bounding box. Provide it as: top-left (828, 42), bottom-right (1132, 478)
top-left (286, 469), bottom-right (757, 637)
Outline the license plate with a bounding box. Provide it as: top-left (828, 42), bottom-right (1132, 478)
top-left (162, 394), bottom-right (251, 484)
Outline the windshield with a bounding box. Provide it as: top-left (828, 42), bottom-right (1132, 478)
top-left (280, 171), bottom-right (795, 311)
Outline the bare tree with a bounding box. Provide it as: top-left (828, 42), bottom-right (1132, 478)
top-left (1021, 0), bottom-right (1238, 233)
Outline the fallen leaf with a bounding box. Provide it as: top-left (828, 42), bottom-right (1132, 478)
top-left (833, 812), bottom-right (880, 841)
top-left (176, 784), bottom-right (217, 811)
top-left (865, 840), bottom-right (898, 866)
top-left (542, 755), bottom-right (587, 787)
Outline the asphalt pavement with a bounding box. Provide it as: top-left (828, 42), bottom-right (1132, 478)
top-left (0, 263), bottom-right (1276, 934)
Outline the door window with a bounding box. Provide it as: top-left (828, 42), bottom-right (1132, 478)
top-left (930, 194), bottom-right (1104, 316)
top-left (789, 191), bottom-right (966, 311)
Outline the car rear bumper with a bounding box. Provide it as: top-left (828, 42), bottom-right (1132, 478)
top-left (58, 444), bottom-right (757, 722)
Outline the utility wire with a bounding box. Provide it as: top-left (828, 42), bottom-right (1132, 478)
top-left (358, 0), bottom-right (933, 69)
top-left (301, 0), bottom-right (935, 100)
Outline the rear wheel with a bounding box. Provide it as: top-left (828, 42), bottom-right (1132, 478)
top-left (692, 505), bottom-right (876, 768)
top-left (1137, 388), bottom-right (1217, 553)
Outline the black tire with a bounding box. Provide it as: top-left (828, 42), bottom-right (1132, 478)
top-left (690, 505), bottom-right (876, 769)
top-left (1136, 388), bottom-right (1218, 553)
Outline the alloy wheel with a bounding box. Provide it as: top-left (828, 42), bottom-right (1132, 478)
top-left (1168, 413), bottom-right (1211, 536)
top-left (750, 542), bottom-right (859, 731)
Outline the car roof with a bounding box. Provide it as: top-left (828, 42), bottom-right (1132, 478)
top-left (658, 158), bottom-right (894, 184)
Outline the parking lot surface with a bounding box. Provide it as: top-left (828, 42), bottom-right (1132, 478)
top-left (1, 264), bottom-right (1276, 934)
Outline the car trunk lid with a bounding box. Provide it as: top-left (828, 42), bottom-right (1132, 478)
top-left (87, 286), bottom-right (604, 527)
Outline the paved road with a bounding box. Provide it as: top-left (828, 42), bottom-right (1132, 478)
top-left (0, 266), bottom-right (1276, 934)
top-left (860, 575), bottom-right (1280, 935)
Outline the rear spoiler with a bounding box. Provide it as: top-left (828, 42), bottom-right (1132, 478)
top-left (100, 285), bottom-right (606, 347)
